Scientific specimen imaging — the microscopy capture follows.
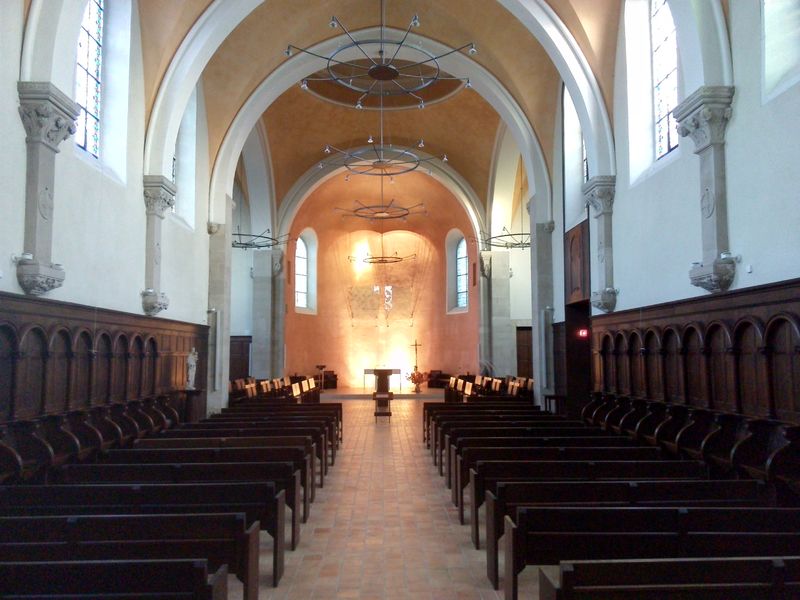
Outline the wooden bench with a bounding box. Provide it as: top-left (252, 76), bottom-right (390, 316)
top-left (422, 402), bottom-right (543, 444)
top-left (504, 506), bottom-right (800, 600)
top-left (219, 402), bottom-right (343, 441)
top-left (484, 478), bottom-right (774, 589)
top-left (0, 481), bottom-right (285, 586)
top-left (0, 513), bottom-right (257, 599)
top-left (453, 446), bottom-right (664, 517)
top-left (59, 460), bottom-right (303, 550)
top-left (194, 415), bottom-right (339, 453)
top-left (107, 445), bottom-right (314, 517)
top-left (538, 556), bottom-right (800, 600)
top-left (0, 558), bottom-right (228, 599)
top-left (158, 426), bottom-right (330, 479)
top-left (470, 460), bottom-right (708, 549)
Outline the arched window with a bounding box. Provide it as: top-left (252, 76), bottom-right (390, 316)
top-left (456, 238), bottom-right (468, 308)
top-left (293, 229), bottom-right (318, 313)
top-left (74, 0), bottom-right (104, 157)
top-left (763, 0), bottom-right (800, 99)
top-left (651, 0), bottom-right (679, 158)
top-left (295, 238), bottom-right (308, 309)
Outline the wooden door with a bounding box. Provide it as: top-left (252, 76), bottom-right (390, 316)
top-left (516, 327), bottom-right (532, 378)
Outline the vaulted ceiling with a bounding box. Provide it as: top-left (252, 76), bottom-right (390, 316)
top-left (134, 0), bottom-right (624, 213)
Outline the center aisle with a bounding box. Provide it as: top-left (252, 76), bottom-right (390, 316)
top-left (263, 399), bottom-right (539, 600)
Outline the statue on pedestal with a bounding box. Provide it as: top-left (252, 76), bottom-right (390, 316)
top-left (186, 347), bottom-right (198, 390)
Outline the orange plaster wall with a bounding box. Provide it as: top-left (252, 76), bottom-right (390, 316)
top-left (284, 172), bottom-right (480, 387)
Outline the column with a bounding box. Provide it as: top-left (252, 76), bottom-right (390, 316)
top-left (206, 197), bottom-right (233, 413)
top-left (141, 175), bottom-right (175, 315)
top-left (250, 249), bottom-right (274, 379)
top-left (530, 219), bottom-right (555, 402)
top-left (488, 251), bottom-right (516, 376)
top-left (16, 82), bottom-right (79, 295)
top-left (270, 249), bottom-right (286, 377)
top-left (674, 86), bottom-right (736, 293)
top-left (583, 175), bottom-right (617, 312)
top-left (478, 250), bottom-right (492, 372)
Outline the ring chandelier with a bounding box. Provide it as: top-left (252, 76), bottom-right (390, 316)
top-left (285, 0), bottom-right (477, 110)
top-left (335, 174), bottom-right (425, 222)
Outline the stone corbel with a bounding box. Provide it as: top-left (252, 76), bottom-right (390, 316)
top-left (479, 251), bottom-right (492, 279)
top-left (583, 176), bottom-right (617, 312)
top-left (141, 175), bottom-right (176, 315)
top-left (674, 86), bottom-right (736, 293)
top-left (16, 82), bottom-right (79, 296)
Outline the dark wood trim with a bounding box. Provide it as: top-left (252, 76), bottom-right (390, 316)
top-left (0, 292), bottom-right (208, 424)
top-left (591, 279), bottom-right (800, 423)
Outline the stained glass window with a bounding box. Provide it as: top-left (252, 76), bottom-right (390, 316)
top-left (295, 238), bottom-right (308, 308)
top-left (75, 0), bottom-right (104, 157)
top-left (456, 238), bottom-right (468, 308)
top-left (651, 0), bottom-right (678, 159)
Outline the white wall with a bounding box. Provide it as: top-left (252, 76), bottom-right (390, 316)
top-left (230, 248), bottom-right (254, 335)
top-left (0, 1), bottom-right (26, 293)
top-left (725, 0), bottom-right (800, 287)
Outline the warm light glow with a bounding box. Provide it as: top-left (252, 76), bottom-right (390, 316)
top-left (577, 328), bottom-right (589, 338)
top-left (351, 239), bottom-right (371, 279)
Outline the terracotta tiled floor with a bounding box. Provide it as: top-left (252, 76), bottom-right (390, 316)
top-left (233, 399), bottom-right (541, 600)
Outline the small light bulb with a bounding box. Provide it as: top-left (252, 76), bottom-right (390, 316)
top-left (443, 154), bottom-right (448, 162)
top-left (284, 46), bottom-right (293, 57)
top-left (418, 100), bottom-right (425, 110)
top-left (356, 101), bottom-right (363, 110)
top-left (300, 79), bottom-right (308, 90)
top-left (318, 162), bottom-right (324, 169)
top-left (418, 139), bottom-right (425, 148)
top-left (411, 14), bottom-right (420, 27)
top-left (468, 43), bottom-right (478, 55)
top-left (324, 145), bottom-right (331, 154)
top-left (345, 175), bottom-right (351, 182)
top-left (465, 79), bottom-right (472, 89)
top-left (367, 135), bottom-right (374, 143)
top-left (329, 16), bottom-right (338, 28)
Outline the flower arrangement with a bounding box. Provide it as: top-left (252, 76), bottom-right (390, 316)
top-left (406, 370), bottom-right (427, 385)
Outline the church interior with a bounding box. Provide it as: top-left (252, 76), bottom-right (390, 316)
top-left (1, 0), bottom-right (800, 598)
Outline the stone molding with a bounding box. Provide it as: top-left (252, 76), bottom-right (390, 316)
top-left (141, 288), bottom-right (170, 316)
top-left (17, 82), bottom-right (79, 152)
top-left (591, 287), bottom-right (618, 313)
top-left (143, 175), bottom-right (176, 218)
top-left (16, 260), bottom-right (65, 296)
top-left (674, 86), bottom-right (735, 154)
top-left (582, 175), bottom-right (616, 216)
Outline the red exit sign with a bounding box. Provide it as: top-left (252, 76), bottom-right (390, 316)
top-left (577, 328), bottom-right (590, 338)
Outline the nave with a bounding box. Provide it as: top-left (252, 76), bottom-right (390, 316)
top-left (260, 399), bottom-right (531, 600)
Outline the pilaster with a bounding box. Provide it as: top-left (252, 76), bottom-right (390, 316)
top-left (583, 175), bottom-right (617, 312)
top-left (251, 249), bottom-right (274, 379)
top-left (674, 86), bottom-right (736, 293)
top-left (141, 175), bottom-right (175, 315)
top-left (270, 249), bottom-right (286, 377)
top-left (16, 82), bottom-right (79, 295)
top-left (530, 219), bottom-right (555, 401)
top-left (206, 197), bottom-right (233, 414)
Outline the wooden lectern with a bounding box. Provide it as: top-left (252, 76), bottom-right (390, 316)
top-left (370, 368), bottom-right (398, 421)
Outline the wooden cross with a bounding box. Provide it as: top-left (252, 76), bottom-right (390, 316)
top-left (410, 339), bottom-right (422, 370)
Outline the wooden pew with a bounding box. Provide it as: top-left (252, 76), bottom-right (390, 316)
top-left (504, 506), bottom-right (800, 600)
top-left (0, 558), bottom-right (228, 599)
top-left (484, 478), bottom-right (774, 589)
top-left (0, 481), bottom-right (285, 587)
top-left (0, 513), bottom-right (257, 599)
top-left (59, 460), bottom-right (303, 550)
top-left (220, 402), bottom-right (343, 441)
top-left (448, 436), bottom-right (640, 491)
top-left (538, 556), bottom-right (800, 600)
top-left (440, 426), bottom-right (615, 478)
top-left (422, 402), bottom-right (542, 444)
top-left (453, 446), bottom-right (664, 517)
top-left (198, 413), bottom-right (340, 451)
top-left (469, 460), bottom-right (708, 549)
top-left (107, 445), bottom-right (313, 518)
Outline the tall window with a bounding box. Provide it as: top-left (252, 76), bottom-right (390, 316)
top-left (295, 238), bottom-right (308, 308)
top-left (581, 137), bottom-right (589, 183)
top-left (75, 0), bottom-right (104, 157)
top-left (456, 238), bottom-right (468, 308)
top-left (651, 0), bottom-right (678, 159)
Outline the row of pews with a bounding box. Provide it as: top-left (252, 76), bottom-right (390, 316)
top-left (230, 375), bottom-right (322, 404)
top-left (424, 389), bottom-right (800, 599)
top-left (0, 382), bottom-right (343, 598)
top-left (444, 374), bottom-right (535, 403)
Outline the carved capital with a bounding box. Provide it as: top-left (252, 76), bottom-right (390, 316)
top-left (16, 259), bottom-right (65, 296)
top-left (541, 220), bottom-right (555, 234)
top-left (583, 176), bottom-right (616, 217)
top-left (479, 251), bottom-right (492, 279)
top-left (143, 175), bottom-right (176, 219)
top-left (674, 86), bottom-right (735, 153)
top-left (141, 288), bottom-right (169, 316)
top-left (271, 249), bottom-right (284, 276)
top-left (207, 221), bottom-right (221, 235)
top-left (591, 287), bottom-right (618, 313)
top-left (17, 82), bottom-right (79, 152)
top-left (689, 257), bottom-right (736, 293)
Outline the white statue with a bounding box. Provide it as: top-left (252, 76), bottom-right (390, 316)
top-left (186, 347), bottom-right (198, 390)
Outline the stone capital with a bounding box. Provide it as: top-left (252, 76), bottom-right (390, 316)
top-left (143, 175), bottom-right (176, 218)
top-left (17, 82), bottom-right (79, 152)
top-left (541, 220), bottom-right (555, 234)
top-left (689, 257), bottom-right (736, 293)
top-left (16, 259), bottom-right (65, 295)
top-left (674, 86), bottom-right (735, 154)
top-left (141, 288), bottom-right (170, 316)
top-left (591, 287), bottom-right (618, 313)
top-left (582, 176), bottom-right (616, 217)
top-left (479, 251), bottom-right (492, 279)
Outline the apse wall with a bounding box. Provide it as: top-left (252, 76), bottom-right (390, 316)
top-left (284, 172), bottom-right (480, 388)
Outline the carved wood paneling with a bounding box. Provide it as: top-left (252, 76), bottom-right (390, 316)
top-left (564, 222), bottom-right (590, 305)
top-left (592, 278), bottom-right (800, 423)
top-left (552, 322), bottom-right (567, 396)
top-left (0, 292), bottom-right (208, 424)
